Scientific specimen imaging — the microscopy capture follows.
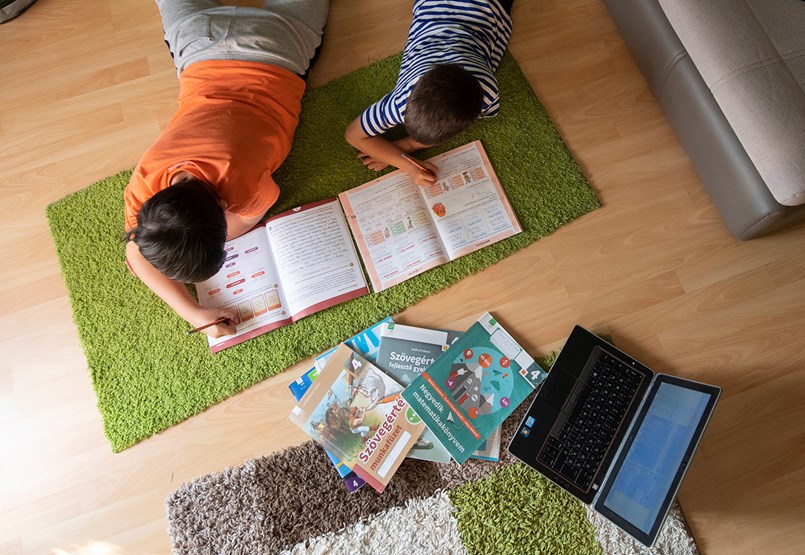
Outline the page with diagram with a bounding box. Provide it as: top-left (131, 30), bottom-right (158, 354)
top-left (196, 198), bottom-right (369, 353)
top-left (417, 141), bottom-right (522, 259)
top-left (339, 169), bottom-right (448, 291)
top-left (195, 223), bottom-right (291, 353)
top-left (339, 140), bottom-right (521, 292)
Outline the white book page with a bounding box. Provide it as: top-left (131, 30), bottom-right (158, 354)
top-left (266, 198), bottom-right (368, 317)
top-left (339, 174), bottom-right (448, 292)
top-left (196, 226), bottom-right (291, 351)
top-left (418, 141), bottom-right (521, 259)
top-left (380, 322), bottom-right (450, 348)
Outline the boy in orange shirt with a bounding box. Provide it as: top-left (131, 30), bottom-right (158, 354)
top-left (125, 0), bottom-right (329, 339)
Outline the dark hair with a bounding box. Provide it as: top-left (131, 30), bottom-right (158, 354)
top-left (404, 64), bottom-right (484, 145)
top-left (126, 179), bottom-right (227, 283)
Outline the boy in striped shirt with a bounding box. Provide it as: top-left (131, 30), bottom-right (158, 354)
top-left (345, 0), bottom-right (514, 185)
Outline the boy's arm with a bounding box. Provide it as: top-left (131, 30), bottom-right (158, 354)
top-left (125, 240), bottom-right (239, 339)
top-left (393, 135), bottom-right (433, 154)
top-left (225, 211), bottom-right (265, 240)
top-left (344, 117), bottom-right (438, 186)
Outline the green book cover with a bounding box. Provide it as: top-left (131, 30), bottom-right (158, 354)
top-left (401, 313), bottom-right (547, 464)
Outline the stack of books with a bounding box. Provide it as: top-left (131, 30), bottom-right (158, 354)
top-left (288, 313), bottom-right (548, 493)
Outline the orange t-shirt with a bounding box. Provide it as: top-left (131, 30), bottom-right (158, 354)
top-left (124, 60), bottom-right (306, 231)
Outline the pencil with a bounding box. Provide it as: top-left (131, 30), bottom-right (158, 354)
top-left (186, 317), bottom-right (229, 335)
top-left (401, 153), bottom-right (436, 177)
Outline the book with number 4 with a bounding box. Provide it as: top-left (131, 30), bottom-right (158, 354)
top-left (401, 313), bottom-right (548, 464)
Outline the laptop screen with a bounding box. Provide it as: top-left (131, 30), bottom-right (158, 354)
top-left (594, 375), bottom-right (719, 546)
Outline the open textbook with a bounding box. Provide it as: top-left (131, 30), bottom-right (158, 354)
top-left (196, 199), bottom-right (370, 352)
top-left (339, 140), bottom-right (522, 292)
top-left (197, 140), bottom-right (520, 352)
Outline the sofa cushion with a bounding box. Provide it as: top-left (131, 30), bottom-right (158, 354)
top-left (0, 0), bottom-right (37, 23)
top-left (658, 0), bottom-right (805, 206)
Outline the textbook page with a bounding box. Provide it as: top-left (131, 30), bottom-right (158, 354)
top-left (417, 141), bottom-right (521, 259)
top-left (196, 225), bottom-right (292, 353)
top-left (266, 198), bottom-right (369, 318)
top-left (339, 172), bottom-right (448, 292)
top-left (339, 140), bottom-right (521, 292)
top-left (195, 198), bottom-right (369, 353)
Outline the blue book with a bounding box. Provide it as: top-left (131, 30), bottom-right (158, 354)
top-left (290, 366), bottom-right (360, 487)
top-left (289, 366), bottom-right (318, 401)
top-left (289, 316), bottom-right (393, 401)
top-left (313, 316), bottom-right (392, 371)
top-left (470, 425), bottom-right (502, 462)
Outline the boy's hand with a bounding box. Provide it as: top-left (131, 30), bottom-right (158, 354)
top-left (356, 151), bottom-right (389, 172)
top-left (345, 117), bottom-right (437, 184)
top-left (402, 156), bottom-right (439, 186)
top-left (358, 150), bottom-right (439, 185)
top-left (189, 306), bottom-right (240, 339)
top-left (408, 168), bottom-right (439, 186)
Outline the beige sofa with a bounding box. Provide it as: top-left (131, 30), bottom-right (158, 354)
top-left (603, 0), bottom-right (805, 239)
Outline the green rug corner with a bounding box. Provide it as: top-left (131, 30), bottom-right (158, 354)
top-left (449, 463), bottom-right (604, 555)
top-left (46, 52), bottom-right (600, 452)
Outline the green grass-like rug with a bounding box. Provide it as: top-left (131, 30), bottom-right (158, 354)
top-left (46, 52), bottom-right (600, 452)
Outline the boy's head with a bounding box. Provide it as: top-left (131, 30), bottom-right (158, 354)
top-left (405, 64), bottom-right (484, 145)
top-left (127, 179), bottom-right (227, 283)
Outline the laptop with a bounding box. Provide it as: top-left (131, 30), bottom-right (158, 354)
top-left (508, 325), bottom-right (720, 547)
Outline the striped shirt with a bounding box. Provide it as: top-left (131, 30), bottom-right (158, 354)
top-left (360, 0), bottom-right (512, 137)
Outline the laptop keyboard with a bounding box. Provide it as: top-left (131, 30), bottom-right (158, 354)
top-left (537, 351), bottom-right (643, 491)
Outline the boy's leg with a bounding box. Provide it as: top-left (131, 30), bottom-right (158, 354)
top-left (263, 0), bottom-right (329, 33)
top-left (154, 0), bottom-right (220, 74)
top-left (155, 0), bottom-right (218, 28)
top-left (264, 0), bottom-right (329, 78)
top-left (156, 0), bottom-right (330, 77)
top-left (222, 0), bottom-right (329, 76)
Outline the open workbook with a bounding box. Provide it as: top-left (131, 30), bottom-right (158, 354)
top-left (196, 140), bottom-right (521, 352)
top-left (339, 140), bottom-right (522, 291)
top-left (195, 199), bottom-right (369, 353)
